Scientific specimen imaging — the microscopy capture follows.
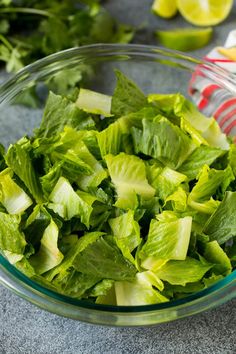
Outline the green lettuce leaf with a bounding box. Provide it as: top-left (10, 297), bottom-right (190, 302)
top-left (115, 272), bottom-right (168, 306)
top-left (49, 176), bottom-right (97, 227)
top-left (139, 216), bottom-right (192, 269)
top-left (203, 191), bottom-right (236, 244)
top-left (132, 117), bottom-right (194, 169)
top-left (35, 91), bottom-right (95, 138)
top-left (203, 241), bottom-right (232, 275)
top-left (46, 232), bottom-right (104, 283)
top-left (109, 210), bottom-right (141, 263)
top-left (54, 269), bottom-right (100, 299)
top-left (73, 235), bottom-right (137, 281)
top-left (96, 118), bottom-right (129, 157)
top-left (151, 166), bottom-right (187, 200)
top-left (105, 153), bottom-right (155, 209)
top-left (6, 138), bottom-right (44, 203)
top-left (23, 205), bottom-right (51, 248)
top-left (121, 105), bottom-right (161, 130)
top-left (154, 257), bottom-right (212, 286)
top-left (0, 212), bottom-right (26, 254)
top-left (188, 165), bottom-right (234, 214)
top-left (0, 168), bottom-right (32, 214)
top-left (178, 145), bottom-right (225, 180)
top-left (51, 127), bottom-right (107, 190)
top-left (29, 219), bottom-right (63, 274)
top-left (111, 69), bottom-right (147, 116)
top-left (76, 88), bottom-right (112, 116)
top-left (147, 92), bottom-right (184, 122)
top-left (165, 186), bottom-right (188, 212)
top-left (89, 279), bottom-right (114, 297)
top-left (40, 161), bottom-right (63, 198)
top-left (172, 93), bottom-right (229, 150)
top-left (228, 143), bottom-right (236, 177)
top-left (14, 257), bottom-right (36, 278)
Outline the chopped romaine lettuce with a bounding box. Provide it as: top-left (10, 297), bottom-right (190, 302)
top-left (105, 153), bottom-right (155, 209)
top-left (154, 257), bottom-right (212, 286)
top-left (139, 216), bottom-right (192, 269)
top-left (0, 69), bottom-right (235, 306)
top-left (0, 168), bottom-right (32, 214)
top-left (76, 88), bottom-right (112, 117)
top-left (111, 69), bottom-right (147, 116)
top-left (29, 219), bottom-right (64, 274)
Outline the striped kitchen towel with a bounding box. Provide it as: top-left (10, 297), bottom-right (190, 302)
top-left (189, 30), bottom-right (236, 137)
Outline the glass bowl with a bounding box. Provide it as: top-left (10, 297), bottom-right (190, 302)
top-left (0, 44), bottom-right (235, 326)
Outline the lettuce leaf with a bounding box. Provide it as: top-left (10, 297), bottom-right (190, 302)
top-left (105, 153), bottom-right (155, 209)
top-left (132, 117), bottom-right (194, 169)
top-left (178, 145), bottom-right (225, 180)
top-left (73, 235), bottom-right (137, 281)
top-left (49, 176), bottom-right (97, 227)
top-left (115, 272), bottom-right (168, 306)
top-left (96, 118), bottom-right (129, 157)
top-left (0, 212), bottom-right (26, 254)
top-left (188, 165), bottom-right (234, 214)
top-left (76, 88), bottom-right (112, 117)
top-left (139, 216), bottom-right (192, 269)
top-left (154, 257), bottom-right (212, 286)
top-left (0, 168), bottom-right (32, 214)
top-left (203, 241), bottom-right (232, 275)
top-left (203, 191), bottom-right (236, 244)
top-left (36, 91), bottom-right (95, 138)
top-left (151, 166), bottom-right (187, 201)
top-left (109, 210), bottom-right (141, 263)
top-left (46, 232), bottom-right (104, 283)
top-left (29, 219), bottom-right (64, 274)
top-left (111, 69), bottom-right (147, 116)
top-left (6, 138), bottom-right (44, 203)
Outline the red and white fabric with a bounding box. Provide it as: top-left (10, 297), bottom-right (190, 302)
top-left (189, 30), bottom-right (236, 137)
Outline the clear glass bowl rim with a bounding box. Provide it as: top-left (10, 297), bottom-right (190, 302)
top-left (0, 43), bottom-right (235, 324)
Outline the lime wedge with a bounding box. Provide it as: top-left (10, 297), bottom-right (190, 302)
top-left (156, 27), bottom-right (213, 52)
top-left (177, 0), bottom-right (233, 26)
top-left (152, 0), bottom-right (177, 19)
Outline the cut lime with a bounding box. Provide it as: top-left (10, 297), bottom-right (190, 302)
top-left (155, 27), bottom-right (213, 52)
top-left (177, 0), bottom-right (233, 26)
top-left (152, 0), bottom-right (177, 19)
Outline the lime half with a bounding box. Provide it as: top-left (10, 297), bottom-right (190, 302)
top-left (177, 0), bottom-right (233, 26)
top-left (156, 27), bottom-right (213, 52)
top-left (152, 0), bottom-right (177, 19)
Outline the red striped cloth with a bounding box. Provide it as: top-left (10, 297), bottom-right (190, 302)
top-left (189, 31), bottom-right (236, 137)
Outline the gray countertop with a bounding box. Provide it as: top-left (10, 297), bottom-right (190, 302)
top-left (0, 1), bottom-right (236, 353)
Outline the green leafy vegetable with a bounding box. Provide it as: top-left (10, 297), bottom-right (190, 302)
top-left (132, 116), bottom-right (194, 169)
top-left (105, 153), bottom-right (155, 209)
top-left (0, 69), bottom-right (235, 306)
top-left (0, 168), bottom-right (32, 214)
top-left (30, 219), bottom-right (64, 274)
top-left (0, 212), bottom-right (26, 254)
top-left (73, 235), bottom-right (137, 281)
top-left (109, 210), bottom-right (141, 263)
top-left (154, 258), bottom-right (212, 286)
top-left (203, 192), bottom-right (236, 244)
top-left (139, 216), bottom-right (192, 269)
top-left (111, 69), bottom-right (147, 116)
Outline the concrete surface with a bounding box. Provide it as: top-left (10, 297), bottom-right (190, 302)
top-left (0, 1), bottom-right (236, 353)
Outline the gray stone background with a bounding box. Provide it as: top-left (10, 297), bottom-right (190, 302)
top-left (0, 1), bottom-right (236, 353)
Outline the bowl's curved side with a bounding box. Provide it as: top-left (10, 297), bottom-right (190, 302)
top-left (1, 253), bottom-right (236, 326)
